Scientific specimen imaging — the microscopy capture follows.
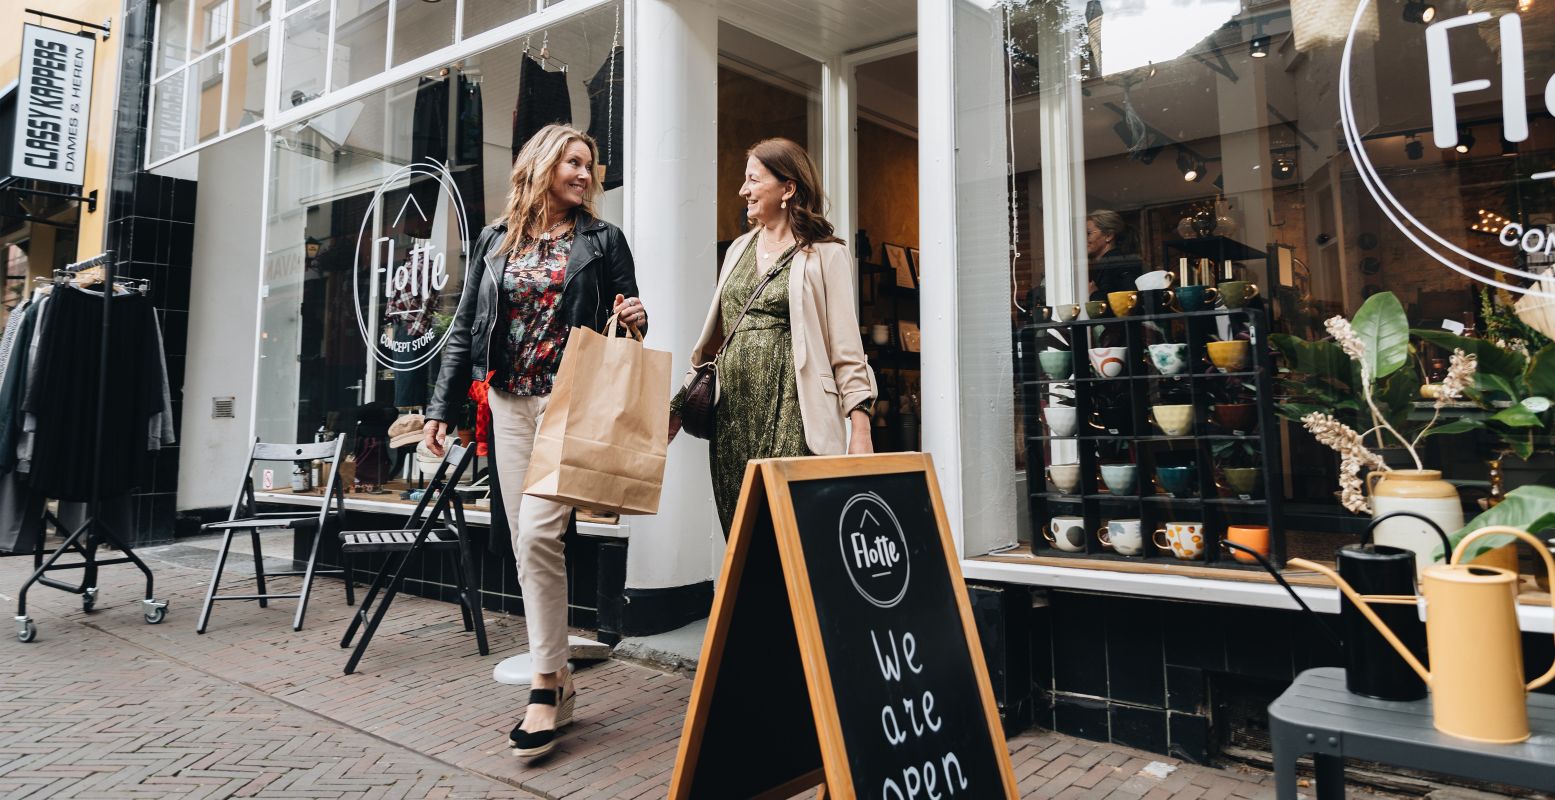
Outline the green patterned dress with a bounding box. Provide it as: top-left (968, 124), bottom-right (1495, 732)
top-left (692, 235), bottom-right (809, 534)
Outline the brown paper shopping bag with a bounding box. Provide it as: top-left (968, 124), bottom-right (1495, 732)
top-left (522, 315), bottom-right (672, 515)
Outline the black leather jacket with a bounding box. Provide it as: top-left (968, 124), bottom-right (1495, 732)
top-left (426, 212), bottom-right (642, 422)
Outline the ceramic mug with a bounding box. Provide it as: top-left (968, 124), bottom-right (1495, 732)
top-left (1055, 304), bottom-right (1081, 323)
top-left (1218, 280), bottom-right (1260, 309)
top-left (1225, 525), bottom-right (1270, 564)
top-left (1141, 289), bottom-right (1178, 315)
top-left (1150, 404), bottom-right (1195, 436)
top-left (1212, 402), bottom-right (1257, 434)
top-left (1044, 405), bottom-right (1078, 437)
top-left (1083, 300), bottom-right (1111, 319)
top-left (1089, 346), bottom-right (1129, 378)
top-left (1155, 464), bottom-right (1197, 497)
top-left (1218, 466), bottom-right (1263, 498)
top-left (1098, 518), bottom-right (1144, 556)
top-left (1108, 290), bottom-right (1139, 317)
top-left (1045, 515), bottom-right (1087, 552)
top-left (1177, 284), bottom-right (1221, 312)
top-left (1153, 521), bottom-right (1206, 560)
top-left (1100, 463), bottom-right (1138, 495)
top-left (1206, 340), bottom-right (1252, 373)
top-left (1147, 343), bottom-right (1189, 376)
top-left (1135, 270), bottom-right (1177, 291)
top-left (1047, 463), bottom-right (1082, 494)
top-left (1039, 350), bottom-right (1073, 379)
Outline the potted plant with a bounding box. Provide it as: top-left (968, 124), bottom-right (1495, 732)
top-left (1271, 292), bottom-right (1477, 571)
top-left (1437, 485), bottom-right (1555, 588)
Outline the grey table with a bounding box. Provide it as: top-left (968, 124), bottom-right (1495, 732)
top-left (1269, 668), bottom-right (1555, 798)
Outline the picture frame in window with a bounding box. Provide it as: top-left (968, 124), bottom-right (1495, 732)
top-left (898, 320), bottom-right (921, 353)
top-left (884, 243), bottom-right (916, 289)
top-left (909, 247), bottom-right (921, 280)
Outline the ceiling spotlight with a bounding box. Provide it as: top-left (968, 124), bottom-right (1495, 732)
top-left (1177, 150), bottom-right (1204, 182)
top-left (1502, 137), bottom-right (1519, 157)
top-left (1249, 35), bottom-right (1271, 58)
top-left (1273, 158), bottom-right (1295, 179)
top-left (1454, 128), bottom-right (1475, 154)
top-left (1405, 134), bottom-right (1423, 160)
top-left (1403, 0), bottom-right (1437, 23)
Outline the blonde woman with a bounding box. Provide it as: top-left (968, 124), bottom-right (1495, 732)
top-left (671, 137), bottom-right (875, 535)
top-left (425, 124), bottom-right (645, 758)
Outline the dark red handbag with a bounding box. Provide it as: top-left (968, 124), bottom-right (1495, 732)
top-left (679, 266), bottom-right (782, 440)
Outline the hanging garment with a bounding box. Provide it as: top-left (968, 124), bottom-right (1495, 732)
top-left (408, 77), bottom-right (451, 240)
top-left (586, 46), bottom-right (624, 191)
top-left (23, 288), bottom-right (165, 501)
top-left (511, 55), bottom-right (572, 163)
top-left (0, 294), bottom-right (45, 472)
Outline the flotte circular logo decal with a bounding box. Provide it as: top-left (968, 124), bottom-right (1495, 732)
top-left (352, 159), bottom-right (471, 372)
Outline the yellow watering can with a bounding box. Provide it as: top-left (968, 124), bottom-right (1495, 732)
top-left (1289, 526), bottom-right (1555, 744)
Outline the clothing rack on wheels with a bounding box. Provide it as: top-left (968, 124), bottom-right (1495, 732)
top-left (12, 251), bottom-right (168, 643)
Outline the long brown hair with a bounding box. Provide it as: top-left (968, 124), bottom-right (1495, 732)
top-left (497, 124), bottom-right (601, 254)
top-left (747, 138), bottom-right (842, 249)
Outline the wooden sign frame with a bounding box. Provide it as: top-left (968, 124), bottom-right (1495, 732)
top-left (670, 453), bottom-right (1019, 799)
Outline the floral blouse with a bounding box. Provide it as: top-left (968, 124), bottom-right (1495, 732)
top-left (493, 230), bottom-right (573, 396)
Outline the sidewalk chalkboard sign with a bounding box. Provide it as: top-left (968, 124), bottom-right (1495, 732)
top-left (670, 454), bottom-right (1018, 800)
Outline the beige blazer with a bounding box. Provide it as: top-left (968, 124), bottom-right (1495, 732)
top-left (686, 230), bottom-right (877, 455)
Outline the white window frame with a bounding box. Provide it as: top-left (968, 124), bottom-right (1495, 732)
top-left (146, 0), bottom-right (274, 169)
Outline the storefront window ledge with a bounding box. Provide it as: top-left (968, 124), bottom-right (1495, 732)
top-left (255, 489), bottom-right (493, 525)
top-left (960, 557), bottom-right (1555, 635)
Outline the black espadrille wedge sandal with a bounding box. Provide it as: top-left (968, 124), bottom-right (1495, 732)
top-left (508, 685), bottom-right (576, 758)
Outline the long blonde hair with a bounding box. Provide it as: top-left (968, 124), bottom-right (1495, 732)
top-left (498, 124), bottom-right (601, 254)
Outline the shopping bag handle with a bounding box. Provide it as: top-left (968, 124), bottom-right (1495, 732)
top-left (605, 313), bottom-right (643, 341)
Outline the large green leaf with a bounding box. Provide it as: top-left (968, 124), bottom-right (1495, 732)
top-left (1492, 405), bottom-right (1544, 428)
top-left (1411, 328), bottom-right (1527, 382)
top-left (1443, 484), bottom-right (1555, 562)
top-left (1270, 334), bottom-right (1354, 387)
top-left (1476, 373), bottom-right (1521, 403)
top-left (1418, 418), bottom-right (1483, 438)
top-left (1351, 292), bottom-right (1410, 379)
top-left (1528, 345), bottom-right (1555, 399)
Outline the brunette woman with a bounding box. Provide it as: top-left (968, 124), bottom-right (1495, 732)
top-left (671, 137), bottom-right (875, 534)
top-left (425, 124), bottom-right (646, 758)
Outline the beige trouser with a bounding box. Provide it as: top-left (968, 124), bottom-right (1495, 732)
top-left (487, 389), bottom-right (573, 674)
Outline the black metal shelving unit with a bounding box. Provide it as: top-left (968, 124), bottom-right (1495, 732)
top-left (1018, 306), bottom-right (1286, 569)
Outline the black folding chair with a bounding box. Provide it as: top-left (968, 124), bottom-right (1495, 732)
top-left (197, 439), bottom-right (354, 633)
top-left (338, 441), bottom-right (487, 674)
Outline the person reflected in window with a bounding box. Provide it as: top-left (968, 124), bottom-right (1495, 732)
top-left (424, 124), bottom-right (646, 760)
top-left (1087, 209), bottom-right (1144, 299)
top-left (669, 138), bottom-right (877, 535)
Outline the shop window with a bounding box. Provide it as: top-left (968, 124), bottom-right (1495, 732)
top-left (149, 70), bottom-right (189, 163)
top-left (331, 0), bottom-right (390, 91)
top-left (461, 0), bottom-right (538, 41)
top-left (155, 0), bottom-right (192, 77)
top-left (187, 53), bottom-right (225, 145)
top-left (233, 0), bottom-right (270, 38)
top-left (954, 0), bottom-right (1555, 562)
top-left (280, 1), bottom-right (331, 108)
top-left (200, 0), bottom-right (233, 52)
top-left (391, 0), bottom-right (456, 68)
top-left (227, 30), bottom-right (269, 131)
top-left (259, 2), bottom-right (626, 489)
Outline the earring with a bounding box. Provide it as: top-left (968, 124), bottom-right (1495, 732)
top-left (781, 200), bottom-right (788, 209)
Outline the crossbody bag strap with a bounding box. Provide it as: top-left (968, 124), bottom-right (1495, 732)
top-left (706, 265), bottom-right (784, 365)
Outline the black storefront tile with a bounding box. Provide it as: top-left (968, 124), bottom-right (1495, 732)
top-left (1224, 606), bottom-right (1295, 680)
top-left (170, 179), bottom-right (197, 221)
top-left (1031, 601), bottom-right (1053, 695)
top-left (1166, 664), bottom-right (1206, 713)
top-left (1110, 704), bottom-right (1167, 754)
top-left (168, 222), bottom-right (195, 267)
top-left (1168, 711), bottom-right (1212, 763)
top-left (1053, 695), bottom-right (1109, 742)
top-left (1051, 593), bottom-right (1108, 697)
top-left (1163, 602), bottom-right (1225, 671)
top-left (1106, 601), bottom-right (1164, 706)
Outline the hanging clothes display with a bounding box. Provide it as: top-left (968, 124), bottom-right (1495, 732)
top-left (409, 74), bottom-right (487, 242)
top-left (512, 55), bottom-right (572, 162)
top-left (586, 45), bottom-right (624, 191)
top-left (0, 277), bottom-right (172, 554)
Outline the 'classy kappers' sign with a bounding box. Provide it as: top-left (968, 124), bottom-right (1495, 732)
top-left (10, 24), bottom-right (94, 186)
top-left (352, 160), bottom-right (469, 372)
top-left (1341, 4), bottom-right (1554, 297)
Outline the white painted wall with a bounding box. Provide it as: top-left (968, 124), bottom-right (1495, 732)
top-left (179, 129), bottom-right (264, 510)
top-left (623, 0), bottom-right (725, 591)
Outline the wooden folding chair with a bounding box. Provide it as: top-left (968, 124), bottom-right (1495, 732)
top-left (197, 439), bottom-right (354, 633)
top-left (338, 441), bottom-right (487, 674)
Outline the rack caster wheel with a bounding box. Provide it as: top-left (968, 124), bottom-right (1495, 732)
top-left (142, 599), bottom-right (167, 625)
top-left (82, 588), bottom-right (98, 613)
top-left (16, 617), bottom-right (36, 643)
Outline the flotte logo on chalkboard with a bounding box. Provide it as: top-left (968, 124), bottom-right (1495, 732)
top-left (839, 492), bottom-right (911, 609)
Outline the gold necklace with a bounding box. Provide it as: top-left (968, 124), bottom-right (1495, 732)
top-left (535, 216), bottom-right (569, 241)
top-left (759, 232), bottom-right (794, 261)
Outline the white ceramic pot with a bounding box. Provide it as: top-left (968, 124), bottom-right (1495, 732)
top-left (1369, 469), bottom-right (1464, 574)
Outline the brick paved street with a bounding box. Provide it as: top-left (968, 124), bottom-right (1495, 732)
top-left (0, 536), bottom-right (1389, 799)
